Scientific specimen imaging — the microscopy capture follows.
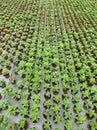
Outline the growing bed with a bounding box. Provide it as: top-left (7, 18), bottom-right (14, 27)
top-left (0, 0), bottom-right (97, 130)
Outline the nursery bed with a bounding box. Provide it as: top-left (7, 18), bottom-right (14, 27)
top-left (0, 0), bottom-right (97, 130)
